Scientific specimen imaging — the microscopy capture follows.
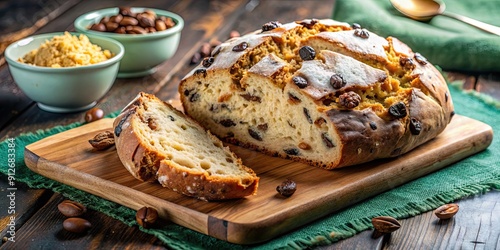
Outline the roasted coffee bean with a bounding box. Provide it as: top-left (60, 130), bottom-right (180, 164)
top-left (303, 108), bottom-right (313, 124)
top-left (262, 21), bottom-right (281, 32)
top-left (284, 148), bottom-right (299, 156)
top-left (119, 7), bottom-right (134, 17)
top-left (89, 131), bottom-right (115, 150)
top-left (136, 207), bottom-right (158, 229)
top-left (85, 107), bottom-right (104, 122)
top-left (371, 216), bottom-right (401, 234)
top-left (414, 52), bottom-right (428, 65)
top-left (388, 102), bottom-right (407, 118)
top-left (89, 8), bottom-right (175, 34)
top-left (219, 119), bottom-right (236, 127)
top-left (330, 73), bottom-right (346, 89)
top-left (105, 22), bottom-right (119, 32)
top-left (292, 76), bottom-right (308, 88)
top-left (351, 23), bottom-right (361, 29)
top-left (63, 218), bottom-right (91, 233)
top-left (232, 42), bottom-right (249, 52)
top-left (58, 200), bottom-right (87, 217)
top-left (115, 26), bottom-right (126, 34)
top-left (339, 91), bottom-right (361, 109)
top-left (229, 30), bottom-right (240, 39)
top-left (369, 121), bottom-right (377, 130)
top-left (409, 117), bottom-right (422, 135)
top-left (354, 28), bottom-right (370, 38)
top-left (434, 204), bottom-right (459, 219)
top-left (276, 179), bottom-right (297, 197)
top-left (155, 19), bottom-right (167, 31)
top-left (138, 14), bottom-right (155, 27)
top-left (90, 23), bottom-right (106, 32)
top-left (202, 57), bottom-right (214, 67)
top-left (190, 52), bottom-right (202, 65)
top-left (321, 133), bottom-right (335, 148)
top-left (199, 43), bottom-right (212, 58)
top-left (248, 128), bottom-right (263, 141)
top-left (299, 46), bottom-right (316, 60)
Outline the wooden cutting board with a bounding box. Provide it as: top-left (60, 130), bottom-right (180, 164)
top-left (24, 115), bottom-right (493, 245)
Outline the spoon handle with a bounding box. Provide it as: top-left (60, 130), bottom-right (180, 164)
top-left (442, 12), bottom-right (500, 36)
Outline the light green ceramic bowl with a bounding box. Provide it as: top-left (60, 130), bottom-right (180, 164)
top-left (5, 32), bottom-right (124, 113)
top-left (74, 7), bottom-right (184, 78)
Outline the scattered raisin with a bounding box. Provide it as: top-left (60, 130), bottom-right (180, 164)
top-left (303, 108), bottom-right (313, 124)
top-left (147, 118), bottom-right (158, 130)
top-left (292, 76), bottom-right (308, 88)
top-left (388, 102), bottom-right (407, 118)
top-left (262, 21), bottom-right (282, 32)
top-left (339, 91), bottom-right (361, 109)
top-left (450, 111), bottom-right (455, 118)
top-left (414, 52), bottom-right (428, 65)
top-left (298, 142), bottom-right (311, 150)
top-left (167, 115), bottom-right (175, 121)
top-left (288, 92), bottom-right (302, 104)
top-left (257, 123), bottom-right (268, 131)
top-left (232, 42), bottom-right (249, 52)
top-left (351, 23), bottom-right (361, 29)
top-left (299, 46), bottom-right (316, 60)
top-left (248, 128), bottom-right (263, 141)
top-left (445, 92), bottom-right (449, 102)
top-left (189, 93), bottom-right (200, 102)
top-left (202, 57), bottom-right (214, 67)
top-left (354, 28), bottom-right (369, 38)
top-left (399, 57), bottom-right (416, 70)
top-left (200, 43), bottom-right (212, 57)
top-left (284, 148), bottom-right (300, 156)
top-left (409, 117), bottom-right (422, 135)
top-left (240, 93), bottom-right (261, 102)
top-left (330, 73), bottom-right (346, 89)
top-left (219, 119), bottom-right (236, 127)
top-left (276, 179), bottom-right (297, 197)
top-left (194, 68), bottom-right (207, 77)
top-left (314, 117), bottom-right (327, 127)
top-left (297, 19), bottom-right (318, 29)
top-left (321, 133), bottom-right (335, 148)
top-left (369, 121), bottom-right (377, 130)
top-left (211, 46), bottom-right (221, 57)
top-left (115, 110), bottom-right (134, 137)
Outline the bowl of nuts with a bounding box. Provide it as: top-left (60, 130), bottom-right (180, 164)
top-left (74, 7), bottom-right (184, 78)
top-left (5, 32), bottom-right (124, 113)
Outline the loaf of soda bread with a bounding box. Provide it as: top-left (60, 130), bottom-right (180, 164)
top-left (113, 92), bottom-right (259, 200)
top-left (179, 19), bottom-right (454, 169)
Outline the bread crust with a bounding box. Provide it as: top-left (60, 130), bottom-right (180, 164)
top-left (179, 19), bottom-right (454, 169)
top-left (113, 93), bottom-right (259, 200)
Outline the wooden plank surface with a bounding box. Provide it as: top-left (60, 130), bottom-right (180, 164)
top-left (23, 114), bottom-right (492, 244)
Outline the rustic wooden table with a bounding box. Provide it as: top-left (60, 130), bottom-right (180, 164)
top-left (0, 0), bottom-right (499, 249)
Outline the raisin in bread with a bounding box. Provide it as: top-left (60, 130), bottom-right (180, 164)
top-left (179, 19), bottom-right (455, 169)
top-left (113, 92), bottom-right (259, 200)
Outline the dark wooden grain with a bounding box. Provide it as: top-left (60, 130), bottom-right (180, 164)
top-left (0, 194), bottom-right (167, 250)
top-left (0, 0), bottom-right (499, 248)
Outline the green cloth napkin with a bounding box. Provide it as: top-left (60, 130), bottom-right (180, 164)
top-left (332, 0), bottom-right (500, 73)
top-left (1, 82), bottom-right (499, 249)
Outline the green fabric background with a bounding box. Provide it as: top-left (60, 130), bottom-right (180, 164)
top-left (332, 0), bottom-right (500, 73)
top-left (1, 82), bottom-right (499, 249)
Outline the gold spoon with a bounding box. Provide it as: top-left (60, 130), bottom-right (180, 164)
top-left (390, 0), bottom-right (500, 36)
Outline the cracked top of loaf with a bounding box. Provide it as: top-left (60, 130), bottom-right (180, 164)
top-left (181, 18), bottom-right (454, 168)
